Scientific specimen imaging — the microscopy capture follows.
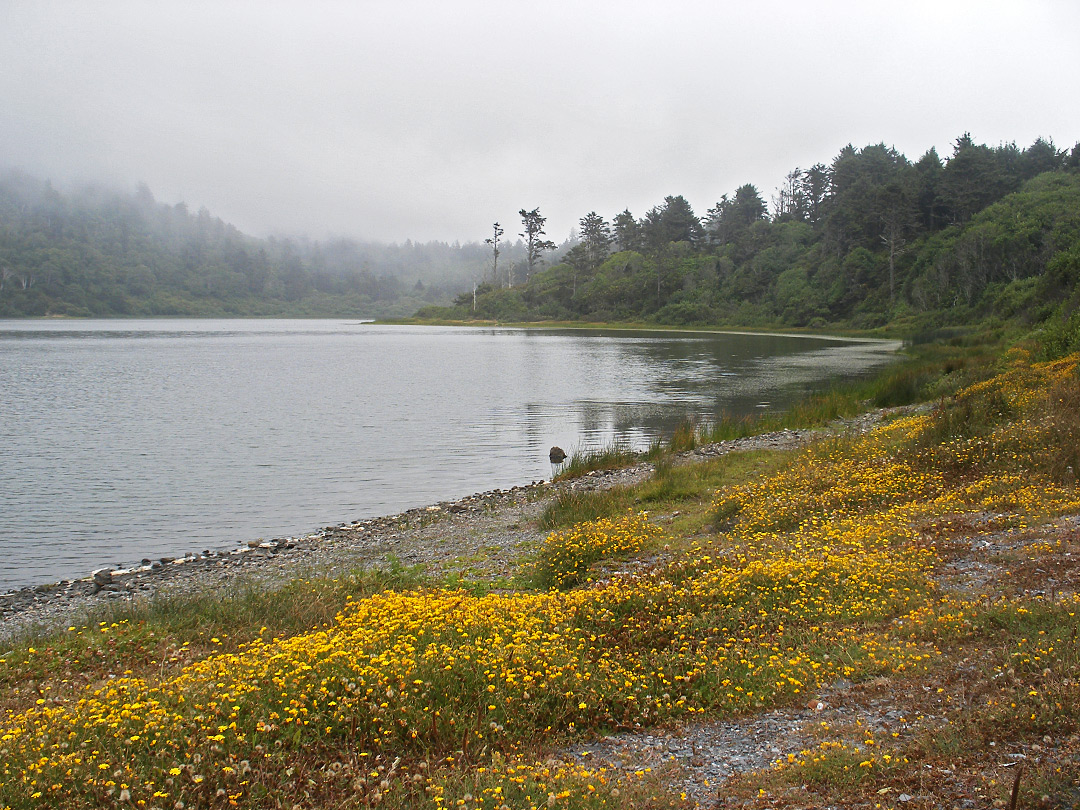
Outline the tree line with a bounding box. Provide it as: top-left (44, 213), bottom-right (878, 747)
top-left (0, 172), bottom-right (506, 318)
top-left (4, 132), bottom-right (1079, 334)
top-left (419, 134), bottom-right (1080, 334)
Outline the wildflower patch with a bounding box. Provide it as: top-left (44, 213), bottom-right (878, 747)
top-left (1, 352), bottom-right (1078, 809)
top-left (530, 510), bottom-right (663, 589)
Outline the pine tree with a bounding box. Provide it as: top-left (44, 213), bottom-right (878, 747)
top-left (519, 208), bottom-right (556, 281)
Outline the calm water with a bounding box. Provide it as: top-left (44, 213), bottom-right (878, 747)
top-left (0, 320), bottom-right (899, 590)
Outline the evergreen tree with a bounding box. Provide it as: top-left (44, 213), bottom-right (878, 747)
top-left (519, 208), bottom-right (556, 281)
top-left (577, 211), bottom-right (612, 269)
top-left (703, 196), bottom-right (732, 246)
top-left (484, 222), bottom-right (504, 286)
top-left (642, 195), bottom-right (702, 246)
top-left (800, 164), bottom-right (830, 227)
top-left (732, 185), bottom-right (767, 228)
top-left (823, 143), bottom-right (910, 255)
top-left (940, 133), bottom-right (1019, 223)
top-left (1066, 142), bottom-right (1080, 171)
top-left (1020, 137), bottom-right (1063, 179)
top-left (773, 169), bottom-right (807, 222)
top-left (913, 147), bottom-right (946, 231)
top-left (612, 209), bottom-right (642, 252)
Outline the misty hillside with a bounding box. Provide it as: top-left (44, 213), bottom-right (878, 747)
top-left (0, 172), bottom-right (521, 318)
top-left (4, 133), bottom-right (1080, 340)
top-left (425, 135), bottom-right (1080, 343)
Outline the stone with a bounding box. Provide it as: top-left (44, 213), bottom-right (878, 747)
top-left (91, 568), bottom-right (113, 587)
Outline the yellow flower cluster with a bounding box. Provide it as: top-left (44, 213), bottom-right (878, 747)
top-left (531, 511), bottom-right (663, 589)
top-left (425, 754), bottom-right (633, 809)
top-left (771, 734), bottom-right (909, 787)
top-left (0, 541), bottom-right (935, 806)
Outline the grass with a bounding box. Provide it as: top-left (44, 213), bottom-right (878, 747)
top-left (538, 486), bottom-right (635, 530)
top-left (3, 346), bottom-right (1079, 809)
top-left (552, 442), bottom-right (640, 480)
top-left (539, 450), bottom-right (790, 531)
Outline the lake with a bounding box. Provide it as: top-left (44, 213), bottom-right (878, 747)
top-left (0, 320), bottom-right (900, 590)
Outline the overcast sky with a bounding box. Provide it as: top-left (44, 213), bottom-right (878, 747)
top-left (2, 1), bottom-right (1078, 244)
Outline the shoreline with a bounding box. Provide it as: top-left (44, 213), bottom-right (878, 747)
top-left (1, 318), bottom-right (904, 605)
top-left (5, 350), bottom-right (1079, 808)
top-left (5, 314), bottom-right (908, 342)
top-left (0, 424), bottom-right (835, 640)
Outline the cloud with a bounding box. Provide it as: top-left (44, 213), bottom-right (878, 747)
top-left (2, 0), bottom-right (1077, 242)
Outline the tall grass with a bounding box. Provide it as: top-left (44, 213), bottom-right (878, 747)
top-left (697, 379), bottom-right (870, 446)
top-left (541, 454), bottom-right (699, 530)
top-left (540, 450), bottom-right (783, 531)
top-left (553, 441), bottom-right (639, 480)
top-left (538, 486), bottom-right (634, 529)
top-left (667, 417), bottom-right (699, 452)
top-left (110, 560), bottom-right (428, 637)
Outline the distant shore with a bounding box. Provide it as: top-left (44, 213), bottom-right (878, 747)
top-left (382, 315), bottom-right (907, 341)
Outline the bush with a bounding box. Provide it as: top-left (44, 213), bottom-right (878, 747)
top-left (528, 510), bottom-right (663, 589)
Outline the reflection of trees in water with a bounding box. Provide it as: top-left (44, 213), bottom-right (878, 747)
top-left (575, 400), bottom-right (671, 447)
top-left (575, 330), bottom-right (870, 403)
top-left (522, 332), bottom-right (897, 450)
top-left (500, 329), bottom-right (897, 453)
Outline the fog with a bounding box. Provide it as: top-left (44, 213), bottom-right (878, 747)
top-left (2, 1), bottom-right (1078, 244)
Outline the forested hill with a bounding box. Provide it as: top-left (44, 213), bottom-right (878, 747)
top-left (0, 173), bottom-right (504, 318)
top-left (4, 134), bottom-right (1080, 338)
top-left (421, 135), bottom-right (1080, 345)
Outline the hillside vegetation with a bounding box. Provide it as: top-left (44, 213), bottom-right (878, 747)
top-left (420, 135), bottom-right (1080, 343)
top-left (0, 173), bottom-right (501, 318)
top-left (4, 134), bottom-right (1080, 340)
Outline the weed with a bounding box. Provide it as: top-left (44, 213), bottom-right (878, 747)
top-left (554, 442), bottom-right (639, 480)
top-left (668, 417), bottom-right (699, 453)
top-left (538, 486), bottom-right (634, 530)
